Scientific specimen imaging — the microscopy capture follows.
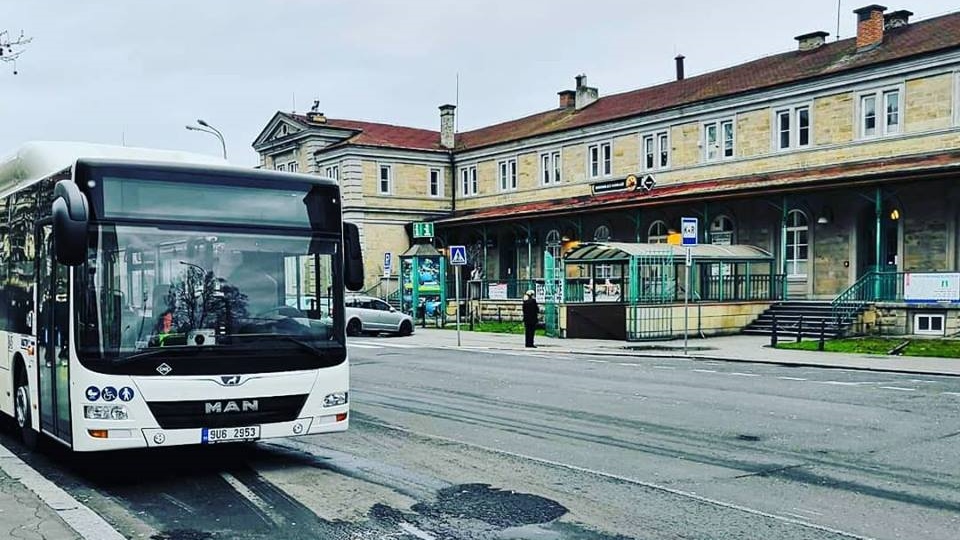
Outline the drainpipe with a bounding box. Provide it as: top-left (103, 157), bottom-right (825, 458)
top-left (780, 196), bottom-right (788, 299)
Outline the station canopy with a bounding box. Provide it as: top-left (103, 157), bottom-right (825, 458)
top-left (564, 242), bottom-right (773, 263)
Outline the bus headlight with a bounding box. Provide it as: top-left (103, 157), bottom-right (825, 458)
top-left (84, 405), bottom-right (129, 421)
top-left (323, 392), bottom-right (348, 407)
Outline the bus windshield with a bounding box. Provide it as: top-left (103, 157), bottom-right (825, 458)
top-left (77, 224), bottom-right (343, 370)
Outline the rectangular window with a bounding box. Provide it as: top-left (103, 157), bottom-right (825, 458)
top-left (498, 158), bottom-right (517, 191)
top-left (703, 119), bottom-right (734, 161)
top-left (797, 107), bottom-right (810, 146)
top-left (276, 163), bottom-right (286, 172)
top-left (914, 313), bottom-right (945, 336)
top-left (642, 132), bottom-right (670, 170)
top-left (643, 135), bottom-right (655, 170)
top-left (884, 90), bottom-right (900, 134)
top-left (775, 106), bottom-right (811, 150)
top-left (324, 164), bottom-right (340, 182)
top-left (378, 164), bottom-right (392, 194)
top-left (460, 165), bottom-right (477, 196)
top-left (428, 168), bottom-right (442, 197)
top-left (540, 151), bottom-right (561, 185)
top-left (777, 110), bottom-right (791, 150)
top-left (287, 161), bottom-right (299, 173)
top-left (588, 142), bottom-right (611, 178)
top-left (860, 88), bottom-right (902, 138)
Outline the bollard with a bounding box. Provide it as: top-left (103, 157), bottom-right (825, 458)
top-left (796, 315), bottom-right (803, 343)
top-left (498, 306), bottom-right (502, 324)
top-left (818, 319), bottom-right (826, 351)
top-left (771, 314), bottom-right (778, 347)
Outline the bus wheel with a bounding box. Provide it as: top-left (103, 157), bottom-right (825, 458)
top-left (14, 370), bottom-right (38, 450)
top-left (346, 319), bottom-right (362, 337)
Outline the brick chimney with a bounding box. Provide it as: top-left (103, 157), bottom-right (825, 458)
top-left (558, 90), bottom-right (576, 108)
top-left (854, 4), bottom-right (887, 50)
top-left (574, 74), bottom-right (599, 110)
top-left (884, 9), bottom-right (913, 29)
top-left (795, 31), bottom-right (829, 51)
top-left (439, 104), bottom-right (456, 149)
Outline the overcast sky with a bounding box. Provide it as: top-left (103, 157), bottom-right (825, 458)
top-left (2, 0), bottom-right (956, 166)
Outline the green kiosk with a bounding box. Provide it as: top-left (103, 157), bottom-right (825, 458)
top-left (400, 223), bottom-right (447, 326)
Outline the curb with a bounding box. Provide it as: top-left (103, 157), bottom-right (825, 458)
top-left (0, 444), bottom-right (126, 540)
top-left (467, 344), bottom-right (960, 377)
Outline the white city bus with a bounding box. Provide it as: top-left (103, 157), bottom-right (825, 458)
top-left (0, 142), bottom-right (363, 451)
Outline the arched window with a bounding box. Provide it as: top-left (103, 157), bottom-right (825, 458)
top-left (647, 220), bottom-right (668, 243)
top-left (593, 225), bottom-right (611, 242)
top-left (710, 215), bottom-right (735, 245)
top-left (545, 229), bottom-right (561, 247)
top-left (785, 209), bottom-right (809, 277)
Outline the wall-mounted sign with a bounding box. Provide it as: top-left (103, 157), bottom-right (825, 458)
top-left (413, 222), bottom-right (434, 239)
top-left (591, 174), bottom-right (656, 196)
top-left (904, 272), bottom-right (960, 303)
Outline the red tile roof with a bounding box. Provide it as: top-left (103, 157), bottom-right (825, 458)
top-left (435, 150), bottom-right (960, 226)
top-left (293, 11), bottom-right (960, 154)
top-left (457, 11), bottom-right (960, 150)
top-left (285, 114), bottom-right (443, 152)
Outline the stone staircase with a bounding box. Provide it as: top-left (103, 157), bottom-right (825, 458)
top-left (742, 301), bottom-right (859, 338)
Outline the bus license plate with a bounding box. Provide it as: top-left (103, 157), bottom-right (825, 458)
top-left (202, 426), bottom-right (261, 444)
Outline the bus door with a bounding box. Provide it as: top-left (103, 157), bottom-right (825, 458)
top-left (36, 224), bottom-right (72, 444)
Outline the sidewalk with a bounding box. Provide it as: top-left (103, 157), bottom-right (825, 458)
top-left (408, 327), bottom-right (960, 377)
top-left (0, 444), bottom-right (125, 540)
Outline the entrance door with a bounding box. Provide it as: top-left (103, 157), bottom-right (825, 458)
top-left (36, 224), bottom-right (72, 443)
top-left (857, 204), bottom-right (900, 277)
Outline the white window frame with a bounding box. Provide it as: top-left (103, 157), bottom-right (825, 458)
top-left (323, 163), bottom-right (340, 182)
top-left (540, 150), bottom-right (562, 185)
top-left (498, 158), bottom-right (518, 192)
top-left (784, 209), bottom-right (809, 278)
top-left (858, 86), bottom-right (903, 139)
top-left (275, 162), bottom-right (286, 172)
top-left (428, 167), bottom-right (443, 198)
top-left (287, 161), bottom-right (299, 173)
top-left (914, 313), bottom-right (945, 336)
top-left (647, 220), bottom-right (669, 244)
top-left (641, 131), bottom-right (670, 171)
top-left (773, 105), bottom-right (811, 151)
top-left (703, 119), bottom-right (734, 161)
top-left (459, 165), bottom-right (478, 197)
top-left (588, 141), bottom-right (612, 179)
top-left (378, 163), bottom-right (392, 195)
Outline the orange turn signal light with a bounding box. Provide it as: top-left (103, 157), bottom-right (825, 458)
top-left (88, 429), bottom-right (108, 439)
top-left (335, 413), bottom-right (348, 422)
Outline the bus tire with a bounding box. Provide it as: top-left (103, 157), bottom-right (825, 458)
top-left (13, 359), bottom-right (38, 450)
top-left (346, 318), bottom-right (362, 337)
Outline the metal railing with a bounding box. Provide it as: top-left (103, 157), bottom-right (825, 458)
top-left (831, 271), bottom-right (904, 326)
top-left (699, 274), bottom-right (785, 302)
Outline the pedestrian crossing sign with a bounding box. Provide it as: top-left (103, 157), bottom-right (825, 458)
top-left (449, 245), bottom-right (467, 266)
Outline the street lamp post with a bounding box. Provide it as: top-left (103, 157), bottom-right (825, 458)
top-left (185, 119), bottom-right (227, 159)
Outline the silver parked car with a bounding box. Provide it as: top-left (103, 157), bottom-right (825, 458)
top-left (344, 295), bottom-right (414, 337)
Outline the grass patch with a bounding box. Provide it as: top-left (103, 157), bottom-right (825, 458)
top-left (432, 320), bottom-right (546, 336)
top-left (777, 337), bottom-right (960, 358)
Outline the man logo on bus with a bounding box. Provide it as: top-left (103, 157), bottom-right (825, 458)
top-left (205, 400), bottom-right (259, 414)
top-left (221, 375), bottom-right (241, 386)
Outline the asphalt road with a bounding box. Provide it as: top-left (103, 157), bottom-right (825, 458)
top-left (3, 337), bottom-right (960, 539)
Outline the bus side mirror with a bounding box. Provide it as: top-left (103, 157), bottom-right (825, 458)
top-left (343, 222), bottom-right (364, 292)
top-left (52, 180), bottom-right (89, 266)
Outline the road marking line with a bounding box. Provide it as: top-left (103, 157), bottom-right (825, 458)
top-left (345, 420), bottom-right (873, 540)
top-left (0, 444), bottom-right (126, 540)
top-left (219, 472), bottom-right (284, 526)
top-left (618, 362), bottom-right (638, 366)
top-left (160, 493), bottom-right (195, 514)
top-left (791, 507), bottom-right (824, 516)
top-left (347, 343), bottom-right (383, 349)
top-left (941, 392), bottom-right (960, 396)
top-left (399, 522), bottom-right (438, 539)
top-left (692, 369), bottom-right (717, 373)
top-left (729, 372), bottom-right (759, 377)
top-left (777, 376), bottom-right (807, 381)
top-left (879, 386), bottom-right (917, 392)
top-left (587, 359), bottom-right (609, 364)
top-left (653, 365), bottom-right (676, 370)
top-left (811, 381), bottom-right (864, 386)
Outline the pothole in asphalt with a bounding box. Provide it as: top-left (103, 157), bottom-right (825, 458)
top-left (412, 483), bottom-right (567, 528)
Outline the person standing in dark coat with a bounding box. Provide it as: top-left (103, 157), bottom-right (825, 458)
top-left (522, 289), bottom-right (539, 348)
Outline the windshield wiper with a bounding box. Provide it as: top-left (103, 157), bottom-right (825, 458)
top-left (113, 346), bottom-right (206, 365)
